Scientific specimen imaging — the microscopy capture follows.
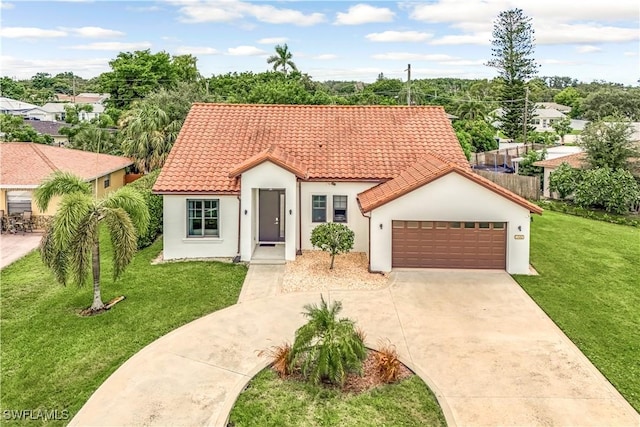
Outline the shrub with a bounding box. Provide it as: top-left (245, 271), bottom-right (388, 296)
top-left (549, 162), bottom-right (581, 199)
top-left (258, 342), bottom-right (292, 377)
top-left (310, 223), bottom-right (355, 269)
top-left (574, 168), bottom-right (640, 215)
top-left (127, 170), bottom-right (163, 248)
top-left (374, 340), bottom-right (402, 384)
top-left (289, 296), bottom-right (366, 386)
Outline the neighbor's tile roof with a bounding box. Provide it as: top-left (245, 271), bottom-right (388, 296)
top-left (154, 104), bottom-right (468, 194)
top-left (533, 152), bottom-right (587, 169)
top-left (357, 153), bottom-right (543, 214)
top-left (229, 145), bottom-right (308, 179)
top-left (0, 142), bottom-right (132, 187)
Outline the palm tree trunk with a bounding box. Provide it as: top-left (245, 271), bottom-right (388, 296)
top-left (90, 233), bottom-right (104, 311)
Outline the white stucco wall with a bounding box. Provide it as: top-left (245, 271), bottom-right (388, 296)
top-left (162, 194), bottom-right (239, 260)
top-left (239, 161), bottom-right (297, 261)
top-left (369, 172), bottom-right (533, 274)
top-left (300, 182), bottom-right (375, 253)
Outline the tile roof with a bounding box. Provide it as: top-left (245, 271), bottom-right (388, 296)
top-left (229, 145), bottom-right (308, 179)
top-left (154, 104), bottom-right (468, 193)
top-left (0, 142), bottom-right (133, 187)
top-left (533, 152), bottom-right (587, 169)
top-left (23, 119), bottom-right (70, 136)
top-left (357, 154), bottom-right (543, 214)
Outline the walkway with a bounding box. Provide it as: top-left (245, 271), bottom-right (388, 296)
top-left (0, 232), bottom-right (41, 269)
top-left (70, 269), bottom-right (639, 426)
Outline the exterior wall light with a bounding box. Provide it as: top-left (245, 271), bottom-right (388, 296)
top-left (379, 223), bottom-right (383, 230)
top-left (244, 209), bottom-right (248, 215)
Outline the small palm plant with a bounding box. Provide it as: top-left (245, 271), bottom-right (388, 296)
top-left (35, 171), bottom-right (149, 313)
top-left (289, 296), bottom-right (366, 386)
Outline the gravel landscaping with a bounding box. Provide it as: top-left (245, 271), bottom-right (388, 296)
top-left (282, 251), bottom-right (388, 292)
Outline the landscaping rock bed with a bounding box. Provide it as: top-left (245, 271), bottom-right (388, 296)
top-left (282, 251), bottom-right (388, 292)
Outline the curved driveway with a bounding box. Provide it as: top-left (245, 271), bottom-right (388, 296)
top-left (70, 269), bottom-right (638, 426)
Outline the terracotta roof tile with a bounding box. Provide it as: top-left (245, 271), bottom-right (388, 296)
top-left (229, 145), bottom-right (308, 178)
top-left (0, 142), bottom-right (133, 187)
top-left (357, 154), bottom-right (543, 214)
top-left (154, 104), bottom-right (468, 193)
top-left (533, 152), bottom-right (587, 169)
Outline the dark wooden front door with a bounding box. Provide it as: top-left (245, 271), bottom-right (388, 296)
top-left (392, 221), bottom-right (506, 269)
top-left (259, 190), bottom-right (284, 242)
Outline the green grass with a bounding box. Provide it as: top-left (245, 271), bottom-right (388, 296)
top-left (229, 369), bottom-right (447, 427)
top-left (514, 211), bottom-right (640, 411)
top-left (0, 232), bottom-right (247, 424)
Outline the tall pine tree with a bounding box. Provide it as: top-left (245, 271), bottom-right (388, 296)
top-left (487, 9), bottom-right (538, 141)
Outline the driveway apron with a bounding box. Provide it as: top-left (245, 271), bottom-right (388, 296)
top-left (70, 269), bottom-right (639, 426)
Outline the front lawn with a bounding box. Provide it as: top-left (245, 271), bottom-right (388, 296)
top-left (515, 211), bottom-right (640, 411)
top-left (229, 368), bottom-right (446, 427)
top-left (0, 234), bottom-right (247, 424)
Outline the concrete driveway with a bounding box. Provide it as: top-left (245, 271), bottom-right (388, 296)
top-left (70, 269), bottom-right (638, 426)
top-left (0, 232), bottom-right (41, 269)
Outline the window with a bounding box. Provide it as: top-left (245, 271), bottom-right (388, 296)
top-left (449, 222), bottom-right (461, 229)
top-left (312, 195), bottom-right (326, 222)
top-left (187, 199), bottom-right (219, 237)
top-left (478, 222), bottom-right (490, 229)
top-left (464, 222), bottom-right (476, 229)
top-left (103, 174), bottom-right (111, 188)
top-left (333, 195), bottom-right (347, 222)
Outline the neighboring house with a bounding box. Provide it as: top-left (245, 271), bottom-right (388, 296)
top-left (536, 102), bottom-right (571, 114)
top-left (23, 119), bottom-right (70, 146)
top-left (55, 93), bottom-right (110, 104)
top-left (493, 104), bottom-right (567, 133)
top-left (42, 102), bottom-right (105, 122)
top-left (154, 104), bottom-right (542, 274)
top-left (533, 152), bottom-right (587, 198)
top-left (0, 142), bottom-right (132, 217)
top-left (0, 97), bottom-right (53, 121)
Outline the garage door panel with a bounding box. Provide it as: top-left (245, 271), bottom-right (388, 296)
top-left (392, 221), bottom-right (506, 269)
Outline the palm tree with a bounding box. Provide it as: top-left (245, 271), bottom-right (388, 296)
top-left (266, 44), bottom-right (298, 74)
top-left (119, 103), bottom-right (181, 173)
top-left (289, 296), bottom-right (366, 385)
top-left (70, 124), bottom-right (119, 155)
top-left (35, 171), bottom-right (149, 312)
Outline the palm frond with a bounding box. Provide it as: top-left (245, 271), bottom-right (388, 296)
top-left (103, 207), bottom-right (138, 280)
top-left (51, 193), bottom-right (94, 254)
top-left (40, 228), bottom-right (69, 285)
top-left (68, 212), bottom-right (99, 286)
top-left (34, 171), bottom-right (91, 212)
top-left (101, 186), bottom-right (150, 236)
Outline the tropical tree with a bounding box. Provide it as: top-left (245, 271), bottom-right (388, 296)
top-left (69, 124), bottom-right (120, 155)
top-left (266, 44), bottom-right (298, 74)
top-left (551, 117), bottom-right (572, 143)
top-left (487, 8), bottom-right (539, 141)
top-left (310, 223), bottom-right (355, 269)
top-left (34, 171), bottom-right (149, 312)
top-left (289, 296), bottom-right (366, 386)
top-left (119, 103), bottom-right (181, 173)
top-left (579, 118), bottom-right (637, 171)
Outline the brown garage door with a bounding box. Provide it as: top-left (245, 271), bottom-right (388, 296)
top-left (392, 221), bottom-right (506, 269)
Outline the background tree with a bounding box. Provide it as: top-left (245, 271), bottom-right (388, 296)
top-left (549, 162), bottom-right (580, 199)
top-left (580, 88), bottom-right (640, 121)
top-left (267, 44), bottom-right (297, 74)
top-left (551, 117), bottom-right (572, 143)
top-left (119, 103), bottom-right (181, 173)
top-left (69, 124), bottom-right (120, 155)
top-left (310, 223), bottom-right (355, 269)
top-left (487, 8), bottom-right (539, 141)
top-left (289, 296), bottom-right (366, 386)
top-left (452, 119), bottom-right (498, 152)
top-left (34, 172), bottom-right (149, 312)
top-left (0, 114), bottom-right (53, 144)
top-left (579, 118), bottom-right (637, 171)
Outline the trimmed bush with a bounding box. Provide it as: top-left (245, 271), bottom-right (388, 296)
top-left (310, 223), bottom-right (355, 269)
top-left (574, 168), bottom-right (640, 215)
top-left (549, 162), bottom-right (581, 200)
top-left (127, 170), bottom-right (163, 248)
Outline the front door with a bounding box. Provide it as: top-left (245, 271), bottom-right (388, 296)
top-left (259, 190), bottom-right (285, 242)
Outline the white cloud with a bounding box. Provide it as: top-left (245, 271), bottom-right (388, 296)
top-left (0, 27), bottom-right (67, 39)
top-left (1, 55), bottom-right (110, 79)
top-left (172, 0), bottom-right (325, 26)
top-left (226, 45), bottom-right (266, 56)
top-left (623, 51), bottom-right (637, 57)
top-left (539, 58), bottom-right (581, 65)
top-left (175, 46), bottom-right (219, 55)
top-left (335, 4), bottom-right (394, 25)
top-left (536, 23), bottom-right (639, 45)
top-left (372, 52), bottom-right (458, 61)
top-left (576, 45), bottom-right (601, 54)
top-left (66, 26), bottom-right (125, 38)
top-left (258, 37), bottom-right (288, 45)
top-left (67, 41), bottom-right (152, 50)
top-left (430, 33), bottom-right (491, 46)
top-left (126, 5), bottom-right (161, 12)
top-left (313, 54), bottom-right (338, 60)
top-left (1, 2), bottom-right (14, 9)
top-left (365, 31), bottom-right (432, 43)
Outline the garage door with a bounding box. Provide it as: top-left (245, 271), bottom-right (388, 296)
top-left (392, 221), bottom-right (506, 269)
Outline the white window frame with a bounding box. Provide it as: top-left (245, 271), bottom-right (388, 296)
top-left (187, 199), bottom-right (220, 238)
top-left (311, 195), bottom-right (327, 223)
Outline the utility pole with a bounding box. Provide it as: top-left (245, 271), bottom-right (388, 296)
top-left (523, 86), bottom-right (529, 143)
top-left (406, 64), bottom-right (411, 106)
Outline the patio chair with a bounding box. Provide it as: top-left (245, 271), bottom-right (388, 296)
top-left (22, 211), bottom-right (34, 233)
top-left (7, 217), bottom-right (25, 234)
top-left (0, 210), bottom-right (4, 233)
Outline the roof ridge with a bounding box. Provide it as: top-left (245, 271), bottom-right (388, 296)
top-left (189, 102), bottom-right (446, 110)
top-left (29, 143), bottom-right (59, 174)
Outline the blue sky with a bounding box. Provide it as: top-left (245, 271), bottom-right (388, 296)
top-left (1, 0), bottom-right (639, 85)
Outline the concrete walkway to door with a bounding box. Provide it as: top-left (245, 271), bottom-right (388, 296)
top-left (70, 269), bottom-right (639, 426)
